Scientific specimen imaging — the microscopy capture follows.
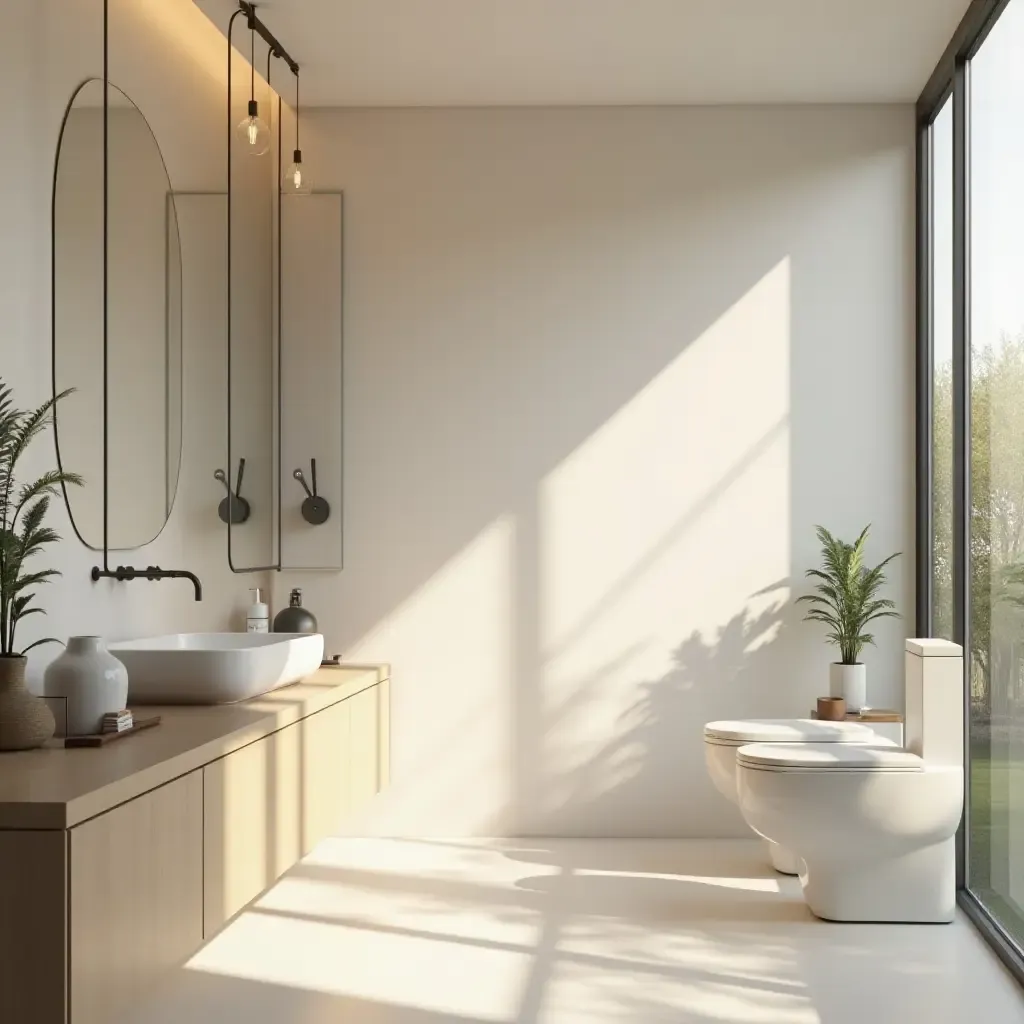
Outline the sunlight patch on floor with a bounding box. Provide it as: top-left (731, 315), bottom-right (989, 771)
top-left (579, 869), bottom-right (782, 893)
top-left (124, 839), bottom-right (1024, 1024)
top-left (182, 839), bottom-right (810, 1024)
top-left (189, 910), bottom-right (534, 1021)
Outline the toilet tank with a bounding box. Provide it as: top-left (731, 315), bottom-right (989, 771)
top-left (904, 638), bottom-right (964, 766)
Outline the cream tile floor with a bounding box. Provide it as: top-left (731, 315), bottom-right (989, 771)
top-left (131, 839), bottom-right (1024, 1024)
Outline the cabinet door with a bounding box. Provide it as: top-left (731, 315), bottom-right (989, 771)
top-left (378, 677), bottom-right (391, 789)
top-left (70, 772), bottom-right (203, 1024)
top-left (301, 698), bottom-right (350, 853)
top-left (0, 831), bottom-right (67, 1024)
top-left (348, 684), bottom-right (382, 813)
top-left (204, 725), bottom-right (301, 936)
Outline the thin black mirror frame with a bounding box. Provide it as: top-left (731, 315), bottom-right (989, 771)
top-left (51, 75), bottom-right (184, 556)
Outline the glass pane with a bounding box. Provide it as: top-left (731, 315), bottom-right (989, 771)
top-left (932, 97), bottom-right (954, 641)
top-left (969, 0), bottom-right (1024, 943)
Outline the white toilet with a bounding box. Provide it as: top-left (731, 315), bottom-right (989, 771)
top-left (703, 718), bottom-right (883, 874)
top-left (735, 639), bottom-right (964, 923)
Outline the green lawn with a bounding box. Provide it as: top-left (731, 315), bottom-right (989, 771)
top-left (968, 755), bottom-right (1024, 945)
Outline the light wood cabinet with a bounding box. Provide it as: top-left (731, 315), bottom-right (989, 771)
top-left (0, 667), bottom-right (389, 1024)
top-left (70, 772), bottom-right (203, 1024)
top-left (0, 831), bottom-right (67, 1024)
top-left (301, 697), bottom-right (351, 853)
top-left (204, 679), bottom-right (390, 930)
top-left (203, 722), bottom-right (303, 934)
top-left (203, 679), bottom-right (391, 929)
top-left (349, 683), bottom-right (381, 812)
top-left (378, 676), bottom-right (391, 790)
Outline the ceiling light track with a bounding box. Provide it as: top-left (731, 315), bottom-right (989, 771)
top-left (238, 1), bottom-right (299, 78)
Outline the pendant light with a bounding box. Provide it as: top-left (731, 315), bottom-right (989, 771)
top-left (283, 70), bottom-right (311, 195)
top-left (236, 12), bottom-right (270, 156)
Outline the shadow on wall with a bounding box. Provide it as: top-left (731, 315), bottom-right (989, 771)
top-left (529, 591), bottom-right (793, 837)
top-left (277, 107), bottom-right (912, 838)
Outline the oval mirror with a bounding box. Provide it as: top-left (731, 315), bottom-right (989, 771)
top-left (53, 79), bottom-right (182, 550)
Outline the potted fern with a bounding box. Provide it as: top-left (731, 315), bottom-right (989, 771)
top-left (799, 525), bottom-right (900, 712)
top-left (0, 379), bottom-right (82, 750)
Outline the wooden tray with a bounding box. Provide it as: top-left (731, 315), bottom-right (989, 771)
top-left (810, 708), bottom-right (903, 723)
top-left (63, 714), bottom-right (162, 748)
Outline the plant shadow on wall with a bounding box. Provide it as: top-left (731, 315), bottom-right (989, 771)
top-left (532, 587), bottom-right (793, 837)
top-left (297, 113), bottom-right (910, 836)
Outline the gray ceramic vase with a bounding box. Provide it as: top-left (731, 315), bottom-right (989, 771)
top-left (44, 637), bottom-right (129, 736)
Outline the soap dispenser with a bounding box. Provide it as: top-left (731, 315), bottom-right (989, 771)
top-left (246, 588), bottom-right (270, 633)
top-left (273, 588), bottom-right (318, 634)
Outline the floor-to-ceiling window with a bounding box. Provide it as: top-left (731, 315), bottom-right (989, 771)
top-left (920, 0), bottom-right (1024, 980)
top-left (967, 0), bottom-right (1024, 947)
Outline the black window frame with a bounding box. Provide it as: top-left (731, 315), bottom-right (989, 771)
top-left (916, 0), bottom-right (1022, 984)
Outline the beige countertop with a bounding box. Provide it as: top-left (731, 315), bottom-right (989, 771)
top-left (0, 665), bottom-right (387, 831)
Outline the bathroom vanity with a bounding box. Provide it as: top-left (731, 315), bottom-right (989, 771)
top-left (0, 664), bottom-right (389, 1024)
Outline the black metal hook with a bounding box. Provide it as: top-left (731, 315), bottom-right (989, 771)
top-left (293, 458), bottom-right (330, 525)
top-left (215, 458), bottom-right (252, 524)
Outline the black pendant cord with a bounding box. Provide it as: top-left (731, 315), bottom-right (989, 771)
top-left (102, 0), bottom-right (109, 569)
top-left (296, 71), bottom-right (300, 151)
top-left (250, 14), bottom-right (256, 103)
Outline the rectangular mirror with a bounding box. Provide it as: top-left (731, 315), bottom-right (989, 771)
top-left (280, 192), bottom-right (344, 570)
top-left (227, 18), bottom-right (279, 572)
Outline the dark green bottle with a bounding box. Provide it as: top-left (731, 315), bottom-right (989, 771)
top-left (273, 588), bottom-right (318, 634)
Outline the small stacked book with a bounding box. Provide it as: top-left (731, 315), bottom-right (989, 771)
top-left (101, 710), bottom-right (134, 734)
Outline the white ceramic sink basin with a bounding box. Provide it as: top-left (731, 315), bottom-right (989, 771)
top-left (111, 633), bottom-right (325, 705)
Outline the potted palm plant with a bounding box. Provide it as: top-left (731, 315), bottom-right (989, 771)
top-left (0, 379), bottom-right (82, 750)
top-left (799, 525), bottom-right (900, 712)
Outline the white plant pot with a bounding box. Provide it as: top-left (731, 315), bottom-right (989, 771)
top-left (829, 662), bottom-right (867, 713)
top-left (45, 636), bottom-right (129, 736)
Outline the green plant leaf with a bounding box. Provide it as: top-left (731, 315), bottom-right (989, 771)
top-left (14, 469), bottom-right (83, 529)
top-left (800, 524), bottom-right (900, 659)
top-left (20, 637), bottom-right (62, 656)
top-left (0, 381), bottom-right (77, 655)
top-left (9, 569), bottom-right (61, 595)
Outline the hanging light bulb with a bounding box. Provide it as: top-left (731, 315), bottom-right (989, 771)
top-left (238, 100), bottom-right (271, 155)
top-left (284, 149), bottom-right (311, 195)
top-left (282, 69), bottom-right (311, 194)
top-left (236, 15), bottom-right (270, 156)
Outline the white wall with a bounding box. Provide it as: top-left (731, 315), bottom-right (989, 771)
top-left (0, 0), bottom-right (915, 838)
top-left (275, 105), bottom-right (915, 838)
top-left (0, 0), bottom-right (274, 683)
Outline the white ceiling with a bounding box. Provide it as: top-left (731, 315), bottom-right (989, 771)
top-left (195, 0), bottom-right (970, 107)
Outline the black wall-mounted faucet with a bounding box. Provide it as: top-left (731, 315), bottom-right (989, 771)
top-left (91, 565), bottom-right (203, 602)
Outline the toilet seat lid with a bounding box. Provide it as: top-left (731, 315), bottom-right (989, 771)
top-left (703, 719), bottom-right (876, 747)
top-left (737, 742), bottom-right (923, 772)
